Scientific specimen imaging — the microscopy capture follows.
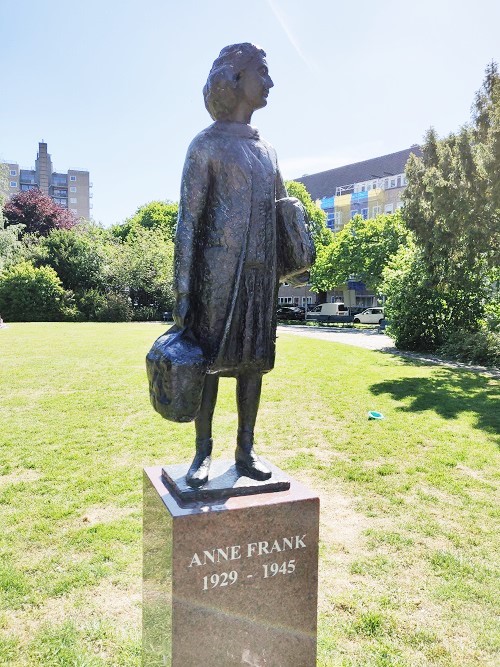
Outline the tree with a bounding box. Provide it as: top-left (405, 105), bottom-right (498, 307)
top-left (3, 189), bottom-right (76, 236)
top-left (385, 62), bottom-right (500, 354)
top-left (285, 181), bottom-right (332, 247)
top-left (0, 261), bottom-right (75, 321)
top-left (404, 126), bottom-right (498, 288)
top-left (400, 63), bottom-right (500, 348)
top-left (28, 224), bottom-right (109, 294)
top-left (0, 219), bottom-right (24, 271)
top-left (112, 200), bottom-right (178, 242)
top-left (311, 211), bottom-right (410, 294)
top-left (109, 226), bottom-right (175, 317)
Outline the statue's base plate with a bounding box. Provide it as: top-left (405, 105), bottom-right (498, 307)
top-left (161, 458), bottom-right (290, 503)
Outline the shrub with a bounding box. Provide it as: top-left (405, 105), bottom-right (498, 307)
top-left (0, 261), bottom-right (73, 321)
top-left (76, 289), bottom-right (108, 320)
top-left (95, 293), bottom-right (133, 322)
top-left (484, 299), bottom-right (500, 333)
top-left (383, 245), bottom-right (486, 352)
top-left (132, 305), bottom-right (160, 321)
top-left (437, 329), bottom-right (500, 366)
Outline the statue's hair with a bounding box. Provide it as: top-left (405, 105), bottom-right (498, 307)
top-left (203, 43), bottom-right (266, 121)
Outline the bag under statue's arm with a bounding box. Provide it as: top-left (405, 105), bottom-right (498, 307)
top-left (276, 196), bottom-right (316, 285)
top-left (274, 163), bottom-right (315, 285)
top-left (173, 138), bottom-right (211, 329)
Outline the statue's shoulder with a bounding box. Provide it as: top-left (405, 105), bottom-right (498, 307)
top-left (186, 124), bottom-right (223, 157)
top-left (258, 135), bottom-right (278, 165)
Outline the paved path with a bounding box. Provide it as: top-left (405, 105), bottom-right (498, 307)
top-left (277, 324), bottom-right (395, 351)
top-left (277, 325), bottom-right (499, 378)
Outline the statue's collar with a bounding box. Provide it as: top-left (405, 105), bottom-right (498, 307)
top-left (212, 121), bottom-right (259, 140)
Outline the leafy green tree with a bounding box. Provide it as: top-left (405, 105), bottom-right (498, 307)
top-left (109, 226), bottom-right (175, 317)
top-left (28, 224), bottom-right (109, 294)
top-left (285, 181), bottom-right (332, 247)
top-left (0, 261), bottom-right (75, 321)
top-left (0, 165), bottom-right (23, 270)
top-left (385, 62), bottom-right (500, 355)
top-left (112, 200), bottom-right (178, 242)
top-left (311, 211), bottom-right (409, 294)
top-left (399, 63), bottom-right (500, 351)
top-left (0, 219), bottom-right (24, 271)
top-left (404, 126), bottom-right (498, 288)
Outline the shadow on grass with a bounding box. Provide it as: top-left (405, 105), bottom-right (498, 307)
top-left (370, 366), bottom-right (500, 441)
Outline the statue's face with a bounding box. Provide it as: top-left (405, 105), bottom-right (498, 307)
top-left (238, 54), bottom-right (274, 112)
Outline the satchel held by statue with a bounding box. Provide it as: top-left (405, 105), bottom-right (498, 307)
top-left (146, 326), bottom-right (207, 423)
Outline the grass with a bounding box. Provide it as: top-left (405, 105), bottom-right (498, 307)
top-left (0, 322), bottom-right (499, 666)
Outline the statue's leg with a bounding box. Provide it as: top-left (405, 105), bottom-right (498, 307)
top-left (186, 374), bottom-right (219, 488)
top-left (235, 372), bottom-right (271, 480)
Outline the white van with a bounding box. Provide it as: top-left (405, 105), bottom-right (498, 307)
top-left (306, 303), bottom-right (350, 322)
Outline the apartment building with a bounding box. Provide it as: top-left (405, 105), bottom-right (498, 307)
top-left (3, 142), bottom-right (91, 219)
top-left (278, 146), bottom-right (422, 308)
top-left (296, 146), bottom-right (422, 232)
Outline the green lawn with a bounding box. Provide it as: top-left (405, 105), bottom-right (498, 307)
top-left (0, 323), bottom-right (498, 667)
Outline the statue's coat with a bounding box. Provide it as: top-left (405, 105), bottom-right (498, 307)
top-left (174, 121), bottom-right (287, 376)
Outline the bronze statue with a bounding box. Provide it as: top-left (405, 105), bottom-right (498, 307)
top-left (160, 43), bottom-right (313, 489)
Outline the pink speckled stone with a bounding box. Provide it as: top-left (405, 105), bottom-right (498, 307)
top-left (143, 465), bottom-right (319, 666)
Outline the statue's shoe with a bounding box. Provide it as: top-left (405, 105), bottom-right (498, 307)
top-left (235, 446), bottom-right (272, 481)
top-left (186, 438), bottom-right (213, 488)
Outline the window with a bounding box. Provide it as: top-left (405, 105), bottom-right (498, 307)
top-left (301, 297), bottom-right (313, 305)
top-left (361, 208), bottom-right (368, 219)
top-left (70, 186), bottom-right (77, 193)
top-left (10, 169), bottom-right (16, 176)
top-left (334, 211), bottom-right (343, 231)
top-left (70, 197), bottom-right (77, 204)
top-left (390, 178), bottom-right (396, 188)
top-left (396, 201), bottom-right (403, 210)
top-left (384, 204), bottom-right (394, 214)
top-left (70, 175), bottom-right (76, 181)
top-left (372, 205), bottom-right (381, 217)
top-left (372, 181), bottom-right (377, 190)
top-left (10, 181), bottom-right (17, 187)
top-left (324, 208), bottom-right (334, 230)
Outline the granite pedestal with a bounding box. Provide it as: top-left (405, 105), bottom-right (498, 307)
top-left (143, 463), bottom-right (319, 667)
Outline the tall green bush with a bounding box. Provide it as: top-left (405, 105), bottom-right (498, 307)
top-left (0, 261), bottom-right (75, 321)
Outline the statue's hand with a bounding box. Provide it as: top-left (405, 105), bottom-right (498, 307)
top-left (173, 294), bottom-right (190, 329)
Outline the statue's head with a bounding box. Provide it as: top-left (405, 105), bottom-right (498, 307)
top-left (203, 43), bottom-right (273, 121)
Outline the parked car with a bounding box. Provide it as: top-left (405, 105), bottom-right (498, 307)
top-left (276, 306), bottom-right (305, 321)
top-left (305, 302), bottom-right (352, 323)
top-left (353, 307), bottom-right (385, 324)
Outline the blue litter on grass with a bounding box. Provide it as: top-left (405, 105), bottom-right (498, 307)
top-left (368, 411), bottom-right (384, 420)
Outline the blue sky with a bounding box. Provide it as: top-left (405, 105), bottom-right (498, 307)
top-left (1, 0), bottom-right (499, 227)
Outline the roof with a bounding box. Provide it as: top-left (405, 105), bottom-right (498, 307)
top-left (294, 146), bottom-right (422, 200)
